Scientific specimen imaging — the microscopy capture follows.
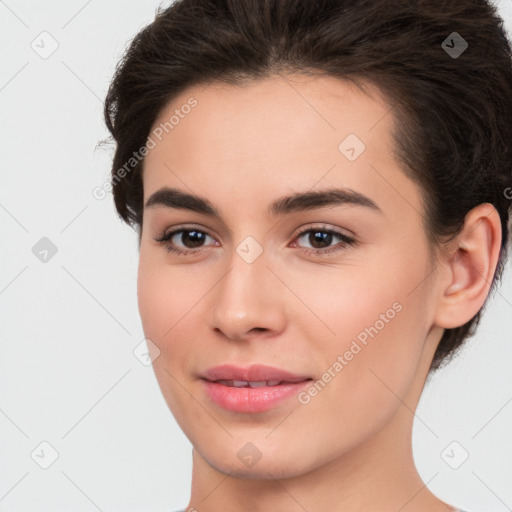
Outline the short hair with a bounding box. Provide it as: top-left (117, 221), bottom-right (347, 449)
top-left (103, 0), bottom-right (512, 373)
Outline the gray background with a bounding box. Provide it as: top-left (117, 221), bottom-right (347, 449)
top-left (1, 1), bottom-right (511, 511)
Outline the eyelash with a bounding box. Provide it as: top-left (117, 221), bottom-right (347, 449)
top-left (154, 225), bottom-right (357, 257)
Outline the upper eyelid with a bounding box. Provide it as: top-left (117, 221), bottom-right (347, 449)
top-left (157, 226), bottom-right (216, 242)
top-left (157, 224), bottom-right (353, 245)
top-left (159, 223), bottom-right (347, 235)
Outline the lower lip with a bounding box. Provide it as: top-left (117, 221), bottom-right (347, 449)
top-left (201, 379), bottom-right (311, 413)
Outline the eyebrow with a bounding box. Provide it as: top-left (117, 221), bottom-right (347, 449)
top-left (144, 186), bottom-right (382, 217)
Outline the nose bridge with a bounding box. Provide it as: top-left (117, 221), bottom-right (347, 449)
top-left (210, 240), bottom-right (285, 339)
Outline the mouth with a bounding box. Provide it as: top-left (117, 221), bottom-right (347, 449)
top-left (200, 363), bottom-right (311, 383)
top-left (199, 364), bottom-right (313, 413)
top-left (211, 379), bottom-right (308, 388)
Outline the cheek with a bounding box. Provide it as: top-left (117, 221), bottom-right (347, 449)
top-left (290, 253), bottom-right (431, 396)
top-left (136, 256), bottom-right (200, 417)
top-left (137, 263), bottom-right (167, 341)
top-left (137, 253), bottom-right (196, 339)
top-left (136, 257), bottom-right (192, 381)
top-left (289, 284), bottom-right (427, 450)
top-left (136, 254), bottom-right (219, 381)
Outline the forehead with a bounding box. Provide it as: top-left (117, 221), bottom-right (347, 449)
top-left (141, 74), bottom-right (422, 221)
top-left (146, 74), bottom-right (393, 163)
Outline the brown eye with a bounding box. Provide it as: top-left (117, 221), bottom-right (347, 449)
top-left (174, 230), bottom-right (208, 248)
top-left (294, 227), bottom-right (356, 255)
top-left (305, 231), bottom-right (334, 249)
top-left (155, 228), bottom-right (216, 255)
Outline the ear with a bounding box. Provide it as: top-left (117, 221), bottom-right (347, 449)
top-left (433, 203), bottom-right (502, 329)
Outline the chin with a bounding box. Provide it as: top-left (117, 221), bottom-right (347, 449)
top-left (204, 453), bottom-right (310, 480)
top-left (193, 436), bottom-right (325, 481)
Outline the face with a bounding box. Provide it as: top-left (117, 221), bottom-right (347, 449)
top-left (137, 74), bottom-right (443, 479)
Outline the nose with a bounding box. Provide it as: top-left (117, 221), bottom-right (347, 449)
top-left (210, 249), bottom-right (287, 341)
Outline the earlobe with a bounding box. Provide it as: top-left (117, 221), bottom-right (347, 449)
top-left (434, 203), bottom-right (502, 329)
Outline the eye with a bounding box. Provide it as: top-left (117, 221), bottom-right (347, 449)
top-left (154, 227), bottom-right (216, 255)
top-left (154, 224), bottom-right (357, 257)
top-left (292, 225), bottom-right (356, 255)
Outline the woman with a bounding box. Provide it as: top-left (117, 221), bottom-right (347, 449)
top-left (103, 0), bottom-right (512, 510)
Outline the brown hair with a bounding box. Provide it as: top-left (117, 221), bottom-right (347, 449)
top-left (103, 0), bottom-right (512, 372)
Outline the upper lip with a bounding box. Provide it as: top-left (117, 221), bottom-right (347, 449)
top-left (201, 364), bottom-right (311, 383)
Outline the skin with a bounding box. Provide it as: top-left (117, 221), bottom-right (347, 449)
top-left (137, 74), bottom-right (501, 512)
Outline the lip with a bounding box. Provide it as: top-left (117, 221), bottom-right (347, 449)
top-left (200, 364), bottom-right (312, 413)
top-left (200, 364), bottom-right (311, 382)
top-left (201, 363), bottom-right (310, 383)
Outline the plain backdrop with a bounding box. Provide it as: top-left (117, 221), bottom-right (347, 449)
top-left (1, 1), bottom-right (511, 511)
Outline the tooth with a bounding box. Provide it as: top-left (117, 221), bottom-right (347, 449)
top-left (248, 381), bottom-right (267, 388)
top-left (232, 380), bottom-right (249, 387)
top-left (215, 379), bottom-right (285, 388)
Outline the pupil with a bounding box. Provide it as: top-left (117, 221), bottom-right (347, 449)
top-left (310, 231), bottom-right (331, 249)
top-left (183, 230), bottom-right (204, 248)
